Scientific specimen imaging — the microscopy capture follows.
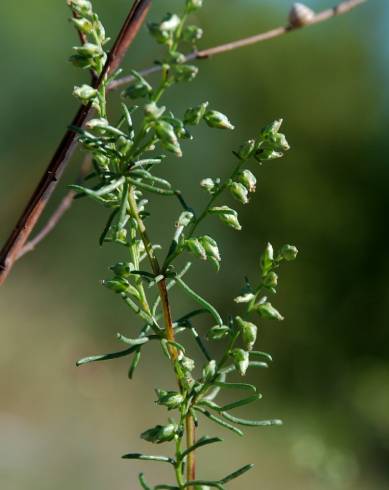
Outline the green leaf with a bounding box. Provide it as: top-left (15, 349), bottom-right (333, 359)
top-left (250, 351), bottom-right (273, 363)
top-left (175, 277), bottom-right (223, 326)
top-left (122, 453), bottom-right (175, 464)
top-left (219, 394), bottom-right (262, 412)
top-left (214, 381), bottom-right (257, 393)
top-left (116, 334), bottom-right (150, 347)
top-left (222, 412), bottom-right (283, 427)
top-left (220, 464), bottom-right (254, 484)
top-left (76, 345), bottom-right (138, 366)
top-left (129, 349), bottom-right (141, 379)
top-left (127, 177), bottom-right (176, 195)
top-left (138, 473), bottom-right (152, 490)
top-left (194, 407), bottom-right (243, 437)
top-left (180, 436), bottom-right (222, 460)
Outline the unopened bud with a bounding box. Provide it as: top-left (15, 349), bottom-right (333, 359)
top-left (231, 348), bottom-right (250, 376)
top-left (203, 360), bottom-right (217, 382)
top-left (236, 316), bottom-right (257, 351)
top-left (204, 110), bottom-right (235, 130)
top-left (237, 139), bottom-right (256, 160)
top-left (207, 325), bottom-right (230, 341)
top-left (71, 17), bottom-right (93, 34)
top-left (184, 102), bottom-right (209, 125)
top-left (141, 423), bottom-right (177, 444)
top-left (155, 390), bottom-right (184, 409)
top-left (68, 0), bottom-right (93, 16)
top-left (186, 0), bottom-right (203, 12)
top-left (260, 243), bottom-right (274, 274)
top-left (177, 211), bottom-right (194, 228)
top-left (73, 84), bottom-right (97, 104)
top-left (229, 182), bottom-right (249, 204)
top-left (238, 170), bottom-right (257, 193)
top-left (279, 244), bottom-right (298, 261)
top-left (209, 206), bottom-right (242, 231)
top-left (200, 177), bottom-right (217, 194)
top-left (200, 235), bottom-right (221, 262)
top-left (174, 64), bottom-right (199, 82)
top-left (255, 302), bottom-right (284, 321)
top-left (289, 3), bottom-right (315, 28)
top-left (185, 239), bottom-right (207, 260)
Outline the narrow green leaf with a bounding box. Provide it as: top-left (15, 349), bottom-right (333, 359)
top-left (175, 277), bottom-right (223, 326)
top-left (117, 181), bottom-right (129, 230)
top-left (99, 208), bottom-right (119, 245)
top-left (138, 473), bottom-right (151, 490)
top-left (222, 412), bottom-right (283, 427)
top-left (194, 407), bottom-right (244, 437)
top-left (127, 177), bottom-right (176, 195)
top-left (76, 345), bottom-right (138, 366)
top-left (122, 453), bottom-right (175, 464)
top-left (180, 436), bottom-right (222, 460)
top-left (220, 463), bottom-right (254, 484)
top-left (220, 360), bottom-right (269, 375)
top-left (214, 381), bottom-right (257, 393)
top-left (250, 350), bottom-right (273, 362)
top-left (116, 333), bottom-right (150, 347)
top-left (190, 327), bottom-right (212, 361)
top-left (129, 349), bottom-right (141, 379)
top-left (219, 394), bottom-right (262, 412)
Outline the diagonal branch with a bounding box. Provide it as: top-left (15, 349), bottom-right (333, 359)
top-left (0, 0), bottom-right (153, 285)
top-left (108, 0), bottom-right (366, 91)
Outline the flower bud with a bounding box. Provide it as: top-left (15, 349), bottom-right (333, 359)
top-left (69, 0), bottom-right (93, 16)
top-left (261, 119), bottom-right (283, 138)
top-left (255, 148), bottom-right (283, 161)
top-left (86, 118), bottom-right (109, 130)
top-left (124, 80), bottom-right (152, 100)
top-left (209, 206), bottom-right (242, 231)
top-left (174, 64), bottom-right (199, 82)
top-left (238, 170), bottom-right (257, 193)
top-left (186, 0), bottom-right (203, 12)
top-left (237, 139), bottom-right (256, 160)
top-left (73, 42), bottom-right (102, 58)
top-left (199, 235), bottom-right (221, 262)
top-left (71, 17), bottom-right (93, 34)
top-left (260, 243), bottom-right (274, 274)
top-left (160, 13), bottom-right (181, 31)
top-left (207, 325), bottom-right (230, 341)
top-left (155, 121), bottom-right (182, 157)
top-left (185, 239), bottom-right (207, 260)
top-left (230, 348), bottom-right (250, 376)
top-left (183, 25), bottom-right (204, 44)
top-left (181, 356), bottom-right (195, 372)
top-left (234, 293), bottom-right (255, 304)
top-left (177, 211), bottom-right (194, 228)
top-left (141, 423), bottom-right (177, 444)
top-left (110, 262), bottom-right (133, 278)
top-left (155, 390), bottom-right (184, 409)
top-left (255, 302), bottom-right (284, 321)
top-left (263, 271), bottom-right (278, 288)
top-left (202, 360), bottom-right (217, 382)
top-left (184, 102), bottom-right (209, 126)
top-left (204, 110), bottom-right (235, 130)
top-left (236, 316), bottom-right (257, 351)
top-left (279, 244), bottom-right (298, 261)
top-left (229, 182), bottom-right (249, 204)
top-left (269, 132), bottom-right (290, 152)
top-left (200, 177), bottom-right (217, 194)
top-left (144, 102), bottom-right (166, 119)
top-left (102, 277), bottom-right (129, 294)
top-left (73, 84), bottom-right (97, 104)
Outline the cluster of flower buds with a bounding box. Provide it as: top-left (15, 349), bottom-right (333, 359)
top-left (184, 103), bottom-right (235, 130)
top-left (228, 169), bottom-right (256, 205)
top-left (68, 0), bottom-right (108, 74)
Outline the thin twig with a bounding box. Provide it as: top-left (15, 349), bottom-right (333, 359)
top-left (109, 0), bottom-right (366, 91)
top-left (17, 156), bottom-right (92, 259)
top-left (0, 0), bottom-right (153, 285)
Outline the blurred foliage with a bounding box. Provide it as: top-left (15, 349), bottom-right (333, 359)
top-left (1, 1), bottom-right (388, 489)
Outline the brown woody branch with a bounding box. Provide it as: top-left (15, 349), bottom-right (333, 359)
top-left (109, 0), bottom-right (366, 91)
top-left (0, 0), bottom-right (152, 285)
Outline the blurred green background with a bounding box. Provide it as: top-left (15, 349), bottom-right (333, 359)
top-left (1, 0), bottom-right (388, 489)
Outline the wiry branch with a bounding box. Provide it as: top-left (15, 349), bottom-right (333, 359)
top-left (17, 156), bottom-right (92, 260)
top-left (0, 0), bottom-right (153, 285)
top-left (109, 0), bottom-right (366, 91)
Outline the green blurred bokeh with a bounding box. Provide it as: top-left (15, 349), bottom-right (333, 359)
top-left (1, 1), bottom-right (388, 489)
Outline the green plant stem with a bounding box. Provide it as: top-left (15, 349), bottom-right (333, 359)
top-left (127, 185), bottom-right (197, 487)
